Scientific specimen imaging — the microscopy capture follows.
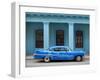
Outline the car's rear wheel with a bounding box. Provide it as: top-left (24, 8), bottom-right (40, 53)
top-left (75, 56), bottom-right (82, 61)
top-left (44, 56), bottom-right (50, 62)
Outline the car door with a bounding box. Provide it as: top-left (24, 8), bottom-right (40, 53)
top-left (50, 48), bottom-right (60, 60)
top-left (59, 51), bottom-right (68, 60)
top-left (58, 47), bottom-right (74, 60)
top-left (51, 51), bottom-right (59, 60)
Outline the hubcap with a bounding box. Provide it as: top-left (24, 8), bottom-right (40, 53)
top-left (76, 56), bottom-right (81, 61)
top-left (44, 57), bottom-right (50, 62)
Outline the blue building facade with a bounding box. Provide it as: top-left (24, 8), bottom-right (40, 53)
top-left (26, 12), bottom-right (89, 55)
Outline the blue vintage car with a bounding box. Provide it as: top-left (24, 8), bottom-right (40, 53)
top-left (33, 46), bottom-right (85, 62)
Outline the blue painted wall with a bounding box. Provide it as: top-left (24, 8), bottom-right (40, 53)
top-left (26, 22), bottom-right (43, 55)
top-left (26, 22), bottom-right (69, 55)
top-left (74, 24), bottom-right (89, 54)
top-left (26, 13), bottom-right (89, 55)
top-left (26, 22), bottom-right (89, 55)
top-left (49, 23), bottom-right (68, 47)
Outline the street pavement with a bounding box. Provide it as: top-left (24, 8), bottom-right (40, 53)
top-left (25, 56), bottom-right (89, 67)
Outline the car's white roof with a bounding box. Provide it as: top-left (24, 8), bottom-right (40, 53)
top-left (49, 46), bottom-right (69, 49)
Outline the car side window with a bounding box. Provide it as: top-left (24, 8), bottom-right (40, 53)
top-left (49, 47), bottom-right (71, 52)
top-left (60, 48), bottom-right (66, 51)
top-left (53, 47), bottom-right (67, 52)
top-left (64, 48), bottom-right (69, 51)
top-left (54, 48), bottom-right (61, 51)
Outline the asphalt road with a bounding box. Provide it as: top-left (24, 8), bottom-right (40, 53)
top-left (25, 58), bottom-right (89, 67)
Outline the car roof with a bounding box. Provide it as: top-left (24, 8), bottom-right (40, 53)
top-left (49, 46), bottom-right (69, 49)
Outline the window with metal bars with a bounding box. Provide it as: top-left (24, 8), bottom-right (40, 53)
top-left (75, 31), bottom-right (83, 48)
top-left (35, 29), bottom-right (43, 48)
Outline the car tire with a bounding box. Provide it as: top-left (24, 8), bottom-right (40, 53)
top-left (44, 56), bottom-right (50, 62)
top-left (75, 56), bottom-right (82, 61)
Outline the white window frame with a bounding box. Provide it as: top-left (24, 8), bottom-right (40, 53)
top-left (11, 2), bottom-right (96, 78)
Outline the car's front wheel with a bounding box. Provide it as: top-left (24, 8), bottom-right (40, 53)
top-left (75, 56), bottom-right (82, 61)
top-left (44, 56), bottom-right (50, 62)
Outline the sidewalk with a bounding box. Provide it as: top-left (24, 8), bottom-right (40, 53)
top-left (26, 56), bottom-right (33, 60)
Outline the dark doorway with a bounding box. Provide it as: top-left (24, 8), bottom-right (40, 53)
top-left (56, 30), bottom-right (64, 46)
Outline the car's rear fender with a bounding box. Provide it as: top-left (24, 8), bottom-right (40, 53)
top-left (68, 51), bottom-right (85, 56)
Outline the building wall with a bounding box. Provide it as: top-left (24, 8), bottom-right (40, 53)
top-left (74, 24), bottom-right (89, 54)
top-left (26, 13), bottom-right (89, 55)
top-left (26, 22), bottom-right (69, 55)
top-left (26, 22), bottom-right (89, 55)
top-left (49, 23), bottom-right (68, 47)
top-left (26, 22), bottom-right (43, 55)
top-left (26, 14), bottom-right (89, 24)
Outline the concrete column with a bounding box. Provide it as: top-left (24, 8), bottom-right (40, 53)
top-left (43, 22), bottom-right (49, 49)
top-left (68, 23), bottom-right (74, 50)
